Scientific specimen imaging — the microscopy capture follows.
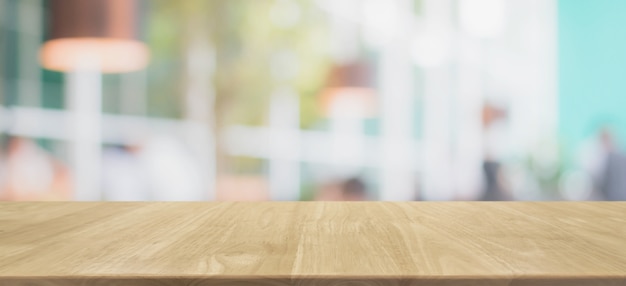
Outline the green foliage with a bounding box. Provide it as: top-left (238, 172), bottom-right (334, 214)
top-left (146, 0), bottom-right (332, 125)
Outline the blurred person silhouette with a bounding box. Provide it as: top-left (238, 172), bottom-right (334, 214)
top-left (316, 177), bottom-right (368, 201)
top-left (480, 102), bottom-right (512, 201)
top-left (0, 136), bottom-right (71, 201)
top-left (582, 127), bottom-right (626, 201)
top-left (102, 144), bottom-right (150, 201)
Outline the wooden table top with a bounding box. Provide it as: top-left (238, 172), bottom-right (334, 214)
top-left (1, 202), bottom-right (625, 286)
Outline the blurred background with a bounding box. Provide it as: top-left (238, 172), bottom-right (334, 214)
top-left (0, 0), bottom-right (624, 201)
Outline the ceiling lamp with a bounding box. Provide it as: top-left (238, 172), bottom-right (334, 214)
top-left (40, 0), bottom-right (149, 73)
top-left (321, 61), bottom-right (377, 119)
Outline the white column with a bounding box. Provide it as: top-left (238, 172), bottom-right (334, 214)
top-left (453, 36), bottom-right (484, 200)
top-left (420, 0), bottom-right (456, 201)
top-left (329, 95), bottom-right (367, 173)
top-left (508, 0), bottom-right (559, 155)
top-left (268, 87), bottom-right (300, 201)
top-left (66, 68), bottom-right (102, 201)
top-left (422, 66), bottom-right (455, 200)
top-left (379, 0), bottom-right (417, 201)
top-left (536, 0), bottom-right (559, 136)
top-left (184, 40), bottom-right (217, 201)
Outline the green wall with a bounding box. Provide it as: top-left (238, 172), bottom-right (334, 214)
top-left (559, 0), bottom-right (626, 149)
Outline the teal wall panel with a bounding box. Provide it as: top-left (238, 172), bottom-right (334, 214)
top-left (559, 0), bottom-right (626, 149)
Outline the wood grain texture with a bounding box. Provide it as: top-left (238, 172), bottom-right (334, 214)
top-left (0, 202), bottom-right (625, 285)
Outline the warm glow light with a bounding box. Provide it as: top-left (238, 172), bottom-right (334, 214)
top-left (321, 87), bottom-right (377, 118)
top-left (40, 38), bottom-right (149, 73)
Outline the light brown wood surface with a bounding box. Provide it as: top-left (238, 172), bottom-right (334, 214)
top-left (1, 202), bottom-right (625, 285)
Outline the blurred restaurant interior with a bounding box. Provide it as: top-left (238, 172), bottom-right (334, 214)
top-left (0, 0), bottom-right (625, 201)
